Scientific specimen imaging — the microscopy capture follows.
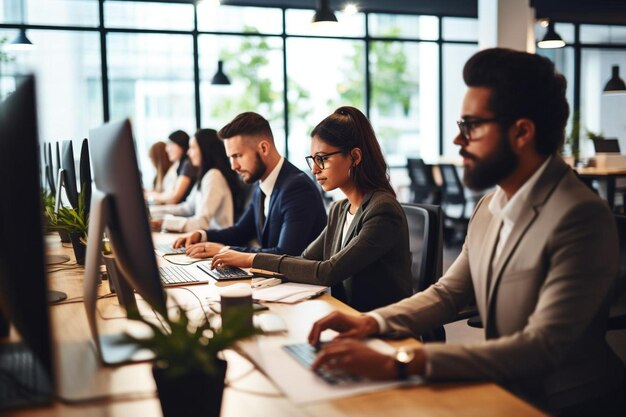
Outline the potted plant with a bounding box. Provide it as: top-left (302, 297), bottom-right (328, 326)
top-left (122, 302), bottom-right (258, 417)
top-left (46, 188), bottom-right (89, 264)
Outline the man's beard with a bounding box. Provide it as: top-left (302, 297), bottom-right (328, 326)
top-left (243, 152), bottom-right (266, 184)
top-left (462, 134), bottom-right (518, 191)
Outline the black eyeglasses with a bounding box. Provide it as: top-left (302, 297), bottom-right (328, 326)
top-left (456, 117), bottom-right (499, 143)
top-left (305, 151), bottom-right (343, 170)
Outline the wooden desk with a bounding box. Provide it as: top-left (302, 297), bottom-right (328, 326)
top-left (576, 166), bottom-right (626, 209)
top-left (5, 234), bottom-right (546, 417)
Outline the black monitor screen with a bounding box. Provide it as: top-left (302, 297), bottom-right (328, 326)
top-left (61, 140), bottom-right (79, 209)
top-left (0, 76), bottom-right (54, 408)
top-left (88, 120), bottom-right (166, 315)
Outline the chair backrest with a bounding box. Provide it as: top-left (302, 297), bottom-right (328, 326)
top-left (406, 158), bottom-right (439, 204)
top-left (401, 203), bottom-right (443, 293)
top-left (615, 214), bottom-right (626, 292)
top-left (439, 164), bottom-right (466, 205)
top-left (593, 138), bottom-right (621, 153)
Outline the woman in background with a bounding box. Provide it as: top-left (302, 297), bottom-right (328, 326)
top-left (147, 141), bottom-right (173, 193)
top-left (150, 129), bottom-right (245, 233)
top-left (208, 106), bottom-right (412, 312)
top-left (145, 130), bottom-right (197, 204)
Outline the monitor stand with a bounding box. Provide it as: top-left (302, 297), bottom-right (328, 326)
top-left (48, 290), bottom-right (67, 304)
top-left (46, 254), bottom-right (70, 265)
top-left (83, 191), bottom-right (153, 366)
top-left (46, 169), bottom-right (70, 303)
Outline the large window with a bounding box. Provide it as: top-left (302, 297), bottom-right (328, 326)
top-left (0, 29), bottom-right (102, 147)
top-left (107, 32), bottom-right (195, 177)
top-left (286, 37), bottom-right (366, 168)
top-left (1, 0), bottom-right (485, 187)
top-left (199, 34), bottom-right (285, 154)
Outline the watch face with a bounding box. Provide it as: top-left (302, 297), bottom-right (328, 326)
top-left (396, 347), bottom-right (415, 363)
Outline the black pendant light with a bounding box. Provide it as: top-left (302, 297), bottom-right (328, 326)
top-left (537, 20), bottom-right (565, 49)
top-left (7, 0), bottom-right (34, 51)
top-left (312, 0), bottom-right (337, 24)
top-left (211, 60), bottom-right (230, 85)
top-left (603, 65), bottom-right (626, 94)
top-left (8, 29), bottom-right (34, 51)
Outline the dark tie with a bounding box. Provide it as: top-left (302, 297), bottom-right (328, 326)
top-left (258, 191), bottom-right (266, 232)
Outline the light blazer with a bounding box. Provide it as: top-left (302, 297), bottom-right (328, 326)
top-left (205, 159), bottom-right (327, 255)
top-left (374, 157), bottom-right (621, 412)
top-left (253, 191), bottom-right (413, 312)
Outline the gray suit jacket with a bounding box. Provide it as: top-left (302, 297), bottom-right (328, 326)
top-left (374, 157), bottom-right (622, 412)
top-left (253, 191), bottom-right (412, 311)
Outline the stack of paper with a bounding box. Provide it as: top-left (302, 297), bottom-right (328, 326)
top-left (252, 282), bottom-right (327, 303)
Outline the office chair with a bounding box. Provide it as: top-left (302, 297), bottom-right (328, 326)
top-left (608, 214), bottom-right (626, 331)
top-left (439, 164), bottom-right (471, 243)
top-left (406, 158), bottom-right (440, 205)
top-left (401, 203), bottom-right (446, 342)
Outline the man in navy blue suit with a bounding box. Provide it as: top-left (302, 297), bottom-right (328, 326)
top-left (173, 112), bottom-right (327, 258)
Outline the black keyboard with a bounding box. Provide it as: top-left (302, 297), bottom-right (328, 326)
top-left (0, 343), bottom-right (53, 410)
top-left (283, 343), bottom-right (363, 385)
top-left (196, 263), bottom-right (252, 281)
top-left (159, 266), bottom-right (202, 285)
top-left (156, 243), bottom-right (187, 255)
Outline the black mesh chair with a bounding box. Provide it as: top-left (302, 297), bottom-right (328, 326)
top-left (401, 203), bottom-right (446, 342)
top-left (439, 164), bottom-right (472, 243)
top-left (407, 159), bottom-right (440, 205)
top-left (608, 214), bottom-right (626, 330)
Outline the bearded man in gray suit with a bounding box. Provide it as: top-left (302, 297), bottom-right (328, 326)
top-left (308, 48), bottom-right (623, 417)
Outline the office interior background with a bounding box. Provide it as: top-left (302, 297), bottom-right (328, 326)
top-left (1, 0), bottom-right (625, 193)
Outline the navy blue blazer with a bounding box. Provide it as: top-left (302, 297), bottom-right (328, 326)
top-left (205, 160), bottom-right (327, 255)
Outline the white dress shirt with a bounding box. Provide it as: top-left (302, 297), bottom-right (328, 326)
top-left (197, 157), bottom-right (285, 242)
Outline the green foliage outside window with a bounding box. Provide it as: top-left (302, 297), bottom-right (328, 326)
top-left (336, 28), bottom-right (418, 117)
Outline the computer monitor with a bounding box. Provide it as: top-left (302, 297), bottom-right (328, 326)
top-left (592, 138), bottom-right (621, 153)
top-left (78, 138), bottom-right (92, 215)
top-left (0, 75), bottom-right (55, 409)
top-left (43, 142), bottom-right (55, 195)
top-left (56, 140), bottom-right (79, 211)
top-left (83, 119), bottom-right (166, 366)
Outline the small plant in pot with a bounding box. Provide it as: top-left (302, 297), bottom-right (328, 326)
top-left (46, 189), bottom-right (89, 264)
top-left (122, 302), bottom-right (258, 417)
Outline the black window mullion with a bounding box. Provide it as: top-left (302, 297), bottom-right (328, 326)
top-left (99, 0), bottom-right (109, 122)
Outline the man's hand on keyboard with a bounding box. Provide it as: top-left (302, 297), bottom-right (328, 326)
top-left (311, 339), bottom-right (396, 380)
top-left (172, 231), bottom-right (201, 248)
top-left (308, 311), bottom-right (379, 347)
top-left (186, 242), bottom-right (225, 258)
top-left (211, 249), bottom-right (255, 269)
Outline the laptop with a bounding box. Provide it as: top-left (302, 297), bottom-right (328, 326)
top-left (592, 138), bottom-right (621, 153)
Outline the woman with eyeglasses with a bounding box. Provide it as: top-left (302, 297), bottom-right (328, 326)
top-left (211, 106), bottom-right (412, 312)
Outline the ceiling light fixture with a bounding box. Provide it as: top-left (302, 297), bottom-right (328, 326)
top-left (211, 60), bottom-right (230, 85)
top-left (537, 20), bottom-right (565, 49)
top-left (312, 0), bottom-right (338, 25)
top-left (603, 65), bottom-right (626, 95)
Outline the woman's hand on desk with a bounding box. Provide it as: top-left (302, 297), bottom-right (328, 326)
top-left (185, 242), bottom-right (224, 258)
top-left (308, 311), bottom-right (379, 346)
top-left (211, 249), bottom-right (255, 269)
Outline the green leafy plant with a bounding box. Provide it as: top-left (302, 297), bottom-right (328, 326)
top-left (566, 111), bottom-right (581, 163)
top-left (123, 302), bottom-right (259, 379)
top-left (586, 129), bottom-right (606, 141)
top-left (46, 187), bottom-right (89, 238)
